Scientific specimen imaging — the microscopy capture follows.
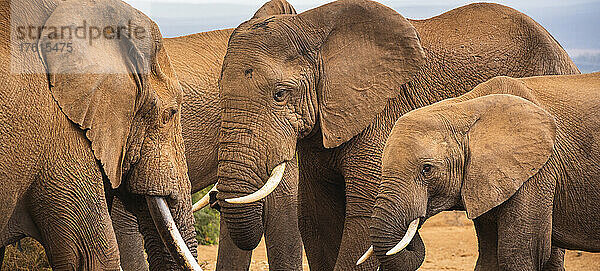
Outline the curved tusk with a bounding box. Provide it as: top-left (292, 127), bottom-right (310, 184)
top-left (192, 185), bottom-right (218, 212)
top-left (225, 162), bottom-right (286, 204)
top-left (146, 196), bottom-right (203, 271)
top-left (356, 245), bottom-right (373, 265)
top-left (386, 218), bottom-right (420, 256)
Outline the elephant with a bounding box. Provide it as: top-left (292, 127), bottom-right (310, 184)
top-left (108, 1), bottom-right (303, 270)
top-left (213, 0), bottom-right (580, 270)
top-left (370, 73), bottom-right (600, 270)
top-left (0, 0), bottom-right (199, 270)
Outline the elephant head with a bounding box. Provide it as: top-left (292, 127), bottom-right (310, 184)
top-left (217, 0), bottom-right (425, 250)
top-left (36, 0), bottom-right (199, 269)
top-left (368, 85), bottom-right (556, 270)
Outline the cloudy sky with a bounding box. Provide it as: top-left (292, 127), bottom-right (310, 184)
top-left (124, 0), bottom-right (600, 72)
top-left (127, 0), bottom-right (596, 6)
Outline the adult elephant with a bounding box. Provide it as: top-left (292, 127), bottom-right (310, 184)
top-left (0, 0), bottom-right (199, 270)
top-left (214, 0), bottom-right (579, 270)
top-left (109, 1), bottom-right (303, 270)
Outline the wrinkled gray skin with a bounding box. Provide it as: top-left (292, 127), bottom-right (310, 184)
top-left (110, 1), bottom-right (303, 270)
top-left (0, 0), bottom-right (197, 270)
top-left (215, 0), bottom-right (579, 270)
top-left (374, 73), bottom-right (600, 270)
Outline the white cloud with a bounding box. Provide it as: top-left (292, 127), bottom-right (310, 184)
top-left (567, 48), bottom-right (600, 57)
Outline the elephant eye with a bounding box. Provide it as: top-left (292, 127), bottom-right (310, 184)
top-left (274, 88), bottom-right (290, 103)
top-left (162, 107), bottom-right (178, 125)
top-left (421, 164), bottom-right (433, 177)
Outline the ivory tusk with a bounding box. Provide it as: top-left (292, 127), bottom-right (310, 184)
top-left (225, 162), bottom-right (286, 204)
top-left (356, 245), bottom-right (373, 265)
top-left (192, 185), bottom-right (218, 212)
top-left (146, 196), bottom-right (203, 271)
top-left (386, 218), bottom-right (420, 256)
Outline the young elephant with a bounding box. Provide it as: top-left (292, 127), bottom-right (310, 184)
top-left (369, 73), bottom-right (600, 270)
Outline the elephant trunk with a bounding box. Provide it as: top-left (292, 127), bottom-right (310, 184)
top-left (146, 196), bottom-right (202, 271)
top-left (217, 152), bottom-right (266, 251)
top-left (130, 171), bottom-right (199, 271)
top-left (136, 193), bottom-right (199, 271)
top-left (216, 101), bottom-right (294, 251)
top-left (371, 222), bottom-right (425, 271)
top-left (129, 159), bottom-right (200, 270)
top-left (370, 181), bottom-right (427, 270)
top-left (219, 198), bottom-right (264, 251)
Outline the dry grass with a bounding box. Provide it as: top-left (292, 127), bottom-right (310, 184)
top-left (5, 213), bottom-right (600, 270)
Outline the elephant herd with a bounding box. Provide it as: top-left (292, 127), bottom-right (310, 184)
top-left (0, 0), bottom-right (598, 270)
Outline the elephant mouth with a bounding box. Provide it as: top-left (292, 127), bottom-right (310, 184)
top-left (146, 196), bottom-right (203, 271)
top-left (192, 162), bottom-right (287, 213)
top-left (385, 217), bottom-right (421, 256)
top-left (121, 159), bottom-right (201, 269)
top-left (358, 217), bottom-right (423, 266)
top-left (224, 162), bottom-right (287, 204)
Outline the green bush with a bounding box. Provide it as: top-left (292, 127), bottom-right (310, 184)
top-left (2, 238), bottom-right (51, 270)
top-left (193, 185), bottom-right (220, 245)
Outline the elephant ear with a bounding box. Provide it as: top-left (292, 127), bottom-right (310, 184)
top-left (460, 94), bottom-right (556, 219)
top-left (299, 0), bottom-right (425, 148)
top-left (39, 0), bottom-right (153, 188)
top-left (253, 0), bottom-right (296, 18)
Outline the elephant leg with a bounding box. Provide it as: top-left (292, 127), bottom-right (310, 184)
top-left (474, 199), bottom-right (564, 271)
top-left (473, 215), bottom-right (499, 271)
top-left (263, 156), bottom-right (303, 270)
top-left (216, 217), bottom-right (252, 271)
top-left (496, 176), bottom-right (555, 271)
top-left (297, 148), bottom-right (345, 271)
top-left (543, 246), bottom-right (565, 271)
top-left (111, 197), bottom-right (148, 271)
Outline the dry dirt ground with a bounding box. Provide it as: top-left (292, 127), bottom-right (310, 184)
top-left (197, 211), bottom-right (600, 271)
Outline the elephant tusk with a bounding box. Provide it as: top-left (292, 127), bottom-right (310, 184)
top-left (146, 196), bottom-right (203, 271)
top-left (386, 218), bottom-right (420, 256)
top-left (192, 185), bottom-right (218, 212)
top-left (225, 162), bottom-right (286, 204)
top-left (356, 245), bottom-right (373, 265)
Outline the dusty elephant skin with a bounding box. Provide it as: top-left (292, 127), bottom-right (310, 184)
top-left (215, 0), bottom-right (579, 270)
top-left (109, 1), bottom-right (304, 270)
top-left (0, 0), bottom-right (199, 270)
top-left (373, 73), bottom-right (600, 270)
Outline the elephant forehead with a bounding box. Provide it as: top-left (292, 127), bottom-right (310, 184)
top-left (385, 120), bottom-right (452, 162)
top-left (226, 17), bottom-right (316, 63)
top-left (232, 16), bottom-right (299, 42)
top-left (228, 29), bottom-right (296, 58)
top-left (220, 64), bottom-right (275, 96)
top-left (392, 111), bottom-right (447, 140)
top-left (222, 44), bottom-right (302, 77)
top-left (220, 58), bottom-right (305, 99)
top-left (384, 132), bottom-right (448, 160)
